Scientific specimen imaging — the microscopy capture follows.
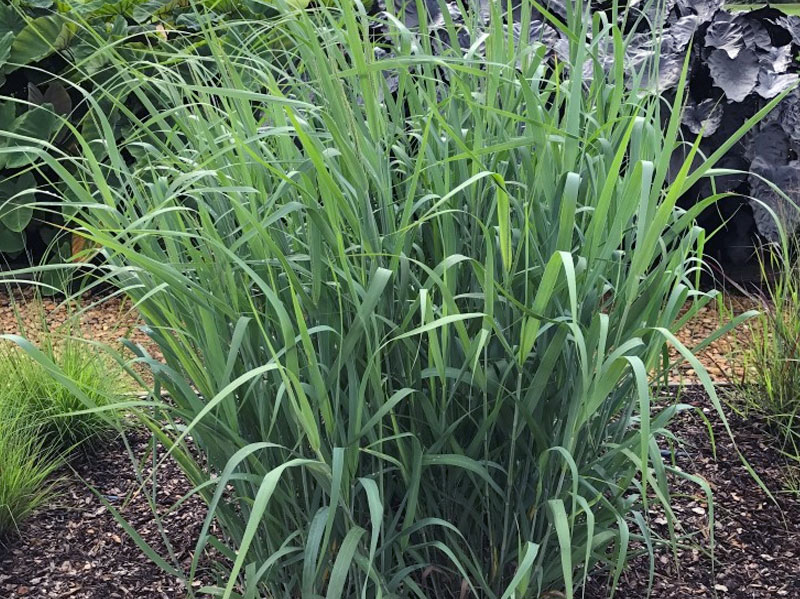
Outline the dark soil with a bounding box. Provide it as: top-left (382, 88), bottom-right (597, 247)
top-left (0, 431), bottom-right (212, 599)
top-left (587, 387), bottom-right (800, 599)
top-left (2, 386), bottom-right (799, 598)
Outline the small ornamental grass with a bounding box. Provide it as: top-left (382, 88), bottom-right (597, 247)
top-left (7, 1), bottom-right (782, 597)
top-left (0, 335), bottom-right (129, 451)
top-left (0, 391), bottom-right (59, 542)
top-left (0, 294), bottom-right (132, 452)
top-left (738, 238), bottom-right (800, 466)
top-left (0, 296), bottom-right (130, 540)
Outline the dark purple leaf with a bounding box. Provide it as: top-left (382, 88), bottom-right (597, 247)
top-left (683, 98), bottom-right (723, 136)
top-left (707, 48), bottom-right (760, 102)
top-left (776, 15), bottom-right (800, 47)
top-left (749, 123), bottom-right (791, 166)
top-left (749, 156), bottom-right (800, 240)
top-left (755, 71), bottom-right (798, 99)
top-left (669, 15), bottom-right (700, 52)
top-left (705, 13), bottom-right (745, 59)
top-left (676, 0), bottom-right (722, 22)
top-left (759, 45), bottom-right (792, 74)
top-left (392, 0), bottom-right (441, 28)
top-left (740, 17), bottom-right (771, 51)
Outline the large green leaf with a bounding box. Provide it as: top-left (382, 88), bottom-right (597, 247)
top-left (0, 172), bottom-right (36, 233)
top-left (0, 221), bottom-right (25, 254)
top-left (0, 102), bottom-right (15, 170)
top-left (0, 5), bottom-right (24, 39)
top-left (132, 0), bottom-right (187, 23)
top-left (72, 0), bottom-right (139, 18)
top-left (4, 105), bottom-right (58, 168)
top-left (21, 0), bottom-right (55, 8)
top-left (8, 15), bottom-right (71, 69)
top-left (0, 31), bottom-right (13, 70)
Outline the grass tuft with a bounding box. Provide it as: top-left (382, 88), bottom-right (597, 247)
top-left (0, 394), bottom-right (60, 542)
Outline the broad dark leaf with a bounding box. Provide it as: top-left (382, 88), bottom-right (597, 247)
top-left (739, 17), bottom-right (771, 51)
top-left (705, 13), bottom-right (744, 59)
top-left (28, 82), bottom-right (72, 116)
top-left (749, 156), bottom-right (800, 240)
top-left (759, 46), bottom-right (792, 74)
top-left (677, 0), bottom-right (722, 22)
top-left (682, 98), bottom-right (723, 136)
top-left (669, 15), bottom-right (700, 52)
top-left (392, 0), bottom-right (442, 29)
top-left (776, 15), bottom-right (800, 47)
top-left (755, 71), bottom-right (798, 100)
top-left (707, 48), bottom-right (759, 102)
top-left (749, 123), bottom-right (791, 167)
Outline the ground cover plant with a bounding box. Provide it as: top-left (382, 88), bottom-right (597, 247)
top-left (0, 375), bottom-right (60, 542)
top-left (0, 289), bottom-right (132, 449)
top-left (4, 0), bottom-right (789, 597)
top-left (0, 293), bottom-right (130, 541)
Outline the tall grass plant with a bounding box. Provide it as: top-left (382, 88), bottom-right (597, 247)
top-left (5, 1), bottom-right (782, 596)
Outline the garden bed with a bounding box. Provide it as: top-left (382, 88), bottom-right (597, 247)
top-left (1, 291), bottom-right (795, 599)
top-left (2, 384), bottom-right (798, 598)
top-left (587, 387), bottom-right (800, 599)
top-left (0, 431), bottom-right (209, 599)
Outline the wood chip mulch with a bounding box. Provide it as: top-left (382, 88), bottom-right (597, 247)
top-left (670, 296), bottom-right (760, 385)
top-left (587, 386), bottom-right (800, 599)
top-left (3, 292), bottom-right (798, 598)
top-left (0, 432), bottom-right (212, 599)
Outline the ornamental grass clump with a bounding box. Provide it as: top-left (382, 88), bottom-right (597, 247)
top-left (9, 0), bottom-right (782, 596)
top-left (0, 394), bottom-right (59, 542)
top-left (0, 335), bottom-right (128, 451)
top-left (739, 236), bottom-right (800, 462)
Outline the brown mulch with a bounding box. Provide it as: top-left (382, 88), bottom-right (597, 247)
top-left (587, 386), bottom-right (800, 599)
top-left (0, 290), bottom-right (149, 350)
top-left (0, 431), bottom-right (213, 599)
top-left (670, 295), bottom-right (761, 384)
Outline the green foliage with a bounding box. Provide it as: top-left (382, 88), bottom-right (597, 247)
top-left (16, 1), bottom-right (774, 597)
top-left (0, 295), bottom-right (131, 450)
top-left (739, 241), bottom-right (800, 462)
top-left (0, 386), bottom-right (60, 541)
top-left (0, 0), bottom-right (278, 265)
top-left (0, 334), bottom-right (129, 450)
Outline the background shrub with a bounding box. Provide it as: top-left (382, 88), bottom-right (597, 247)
top-left (0, 0), bottom-right (292, 272)
top-left (16, 1), bottom-right (779, 597)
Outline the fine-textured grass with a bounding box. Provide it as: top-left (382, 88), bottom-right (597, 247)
top-left (0, 336), bottom-right (129, 451)
top-left (0, 396), bottom-right (60, 542)
top-left (738, 241), bottom-right (800, 463)
top-left (0, 295), bottom-right (131, 451)
top-left (5, 1), bottom-right (783, 597)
